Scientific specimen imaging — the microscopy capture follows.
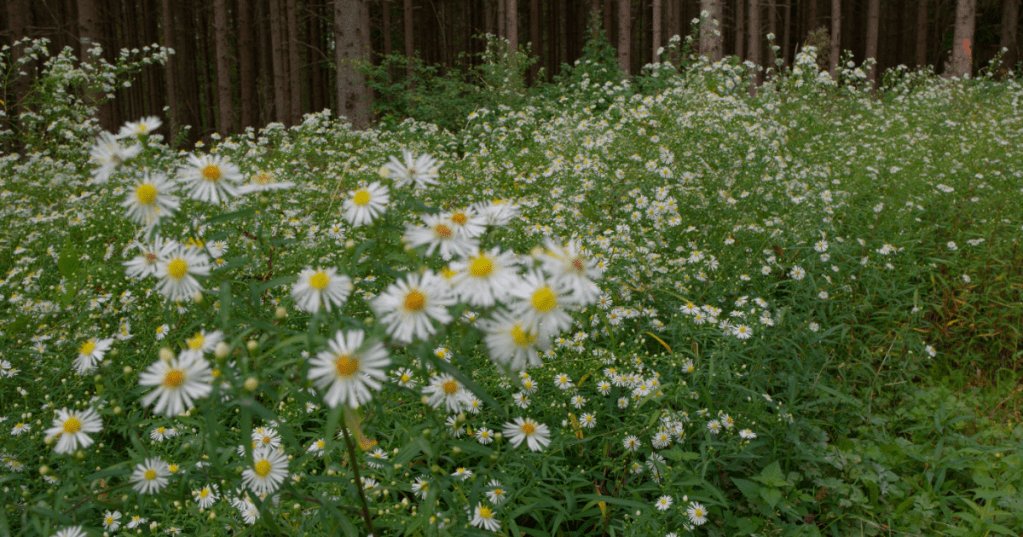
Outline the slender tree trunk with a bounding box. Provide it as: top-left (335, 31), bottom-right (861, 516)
top-left (915, 0), bottom-right (928, 67)
top-left (701, 0), bottom-right (722, 60)
top-left (618, 0), bottom-right (631, 75)
top-left (652, 0), bottom-right (662, 60)
top-left (782, 0), bottom-right (791, 65)
top-left (507, 0), bottom-right (518, 50)
top-left (498, 0), bottom-right (507, 37)
top-left (865, 0), bottom-right (879, 84)
top-left (749, 0), bottom-right (762, 82)
top-left (197, 9), bottom-right (216, 135)
top-left (809, 0), bottom-right (817, 29)
top-left (767, 0), bottom-right (776, 67)
top-left (830, 0), bottom-right (840, 79)
top-left (214, 0), bottom-right (233, 134)
top-left (951, 0), bottom-right (975, 77)
top-left (269, 0), bottom-right (288, 123)
top-left (77, 0), bottom-right (113, 129)
top-left (531, 0), bottom-right (541, 80)
top-left (383, 0), bottom-right (393, 57)
top-left (404, 0), bottom-right (414, 77)
top-left (736, 0), bottom-right (745, 60)
top-left (558, 0), bottom-right (568, 66)
top-left (336, 0), bottom-right (372, 128)
top-left (1000, 0), bottom-right (1020, 70)
top-left (286, 0), bottom-right (302, 125)
top-left (239, 0), bottom-right (256, 130)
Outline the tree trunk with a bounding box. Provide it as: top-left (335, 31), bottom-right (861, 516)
top-left (269, 0), bottom-right (288, 124)
top-left (214, 0), bottom-right (234, 134)
top-left (736, 0), bottom-right (745, 60)
top-left (1000, 0), bottom-right (1020, 70)
top-left (404, 0), bottom-right (414, 77)
top-left (865, 0), bottom-right (879, 84)
top-left (531, 0), bottom-right (541, 80)
top-left (383, 0), bottom-right (393, 57)
top-left (77, 0), bottom-right (113, 129)
top-left (700, 0), bottom-right (722, 61)
top-left (809, 0), bottom-right (817, 29)
top-left (767, 0), bottom-right (776, 67)
top-left (652, 0), bottom-right (662, 60)
top-left (618, 0), bottom-right (631, 75)
top-left (239, 0), bottom-right (257, 130)
top-left (915, 0), bottom-right (928, 67)
top-left (782, 0), bottom-right (791, 65)
top-left (507, 0), bottom-right (518, 50)
top-left (951, 0), bottom-right (974, 77)
top-left (286, 0), bottom-right (302, 125)
top-left (749, 0), bottom-right (761, 81)
top-left (830, 0), bottom-right (840, 79)
top-left (335, 0), bottom-right (372, 128)
top-left (498, 0), bottom-right (507, 37)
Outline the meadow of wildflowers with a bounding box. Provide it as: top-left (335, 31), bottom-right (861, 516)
top-left (1, 37), bottom-right (1022, 537)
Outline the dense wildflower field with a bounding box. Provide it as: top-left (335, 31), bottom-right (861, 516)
top-left (2, 39), bottom-right (1023, 537)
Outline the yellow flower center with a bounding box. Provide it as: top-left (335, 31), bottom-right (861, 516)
top-left (469, 256), bottom-right (493, 278)
top-left (157, 427), bottom-right (166, 434)
top-left (63, 416), bottom-right (82, 434)
top-left (262, 436), bottom-right (272, 444)
top-left (254, 459), bottom-right (272, 478)
top-left (694, 508), bottom-right (704, 517)
top-left (352, 190), bottom-right (371, 206)
top-left (187, 333), bottom-right (204, 350)
top-left (478, 506), bottom-right (494, 519)
top-left (144, 469), bottom-right (157, 481)
top-left (571, 258), bottom-right (585, 272)
top-left (136, 184), bottom-right (158, 204)
top-left (511, 325), bottom-right (535, 347)
top-left (404, 290), bottom-right (425, 311)
top-left (167, 259), bottom-right (188, 279)
top-left (531, 287), bottom-right (556, 312)
top-left (442, 380), bottom-right (458, 395)
top-left (105, 517), bottom-right (114, 524)
top-left (255, 172), bottom-right (273, 185)
top-left (309, 271), bottom-right (330, 290)
top-left (441, 267), bottom-right (457, 279)
top-left (163, 369), bottom-right (185, 388)
top-left (400, 374), bottom-right (410, 383)
top-left (168, 464), bottom-right (179, 473)
top-left (79, 340), bottom-right (97, 355)
top-left (199, 489), bottom-right (209, 498)
top-left (521, 422), bottom-right (536, 436)
top-left (335, 355), bottom-right (360, 377)
top-left (451, 213), bottom-right (467, 225)
top-left (201, 165), bottom-right (221, 182)
top-left (434, 224), bottom-right (452, 238)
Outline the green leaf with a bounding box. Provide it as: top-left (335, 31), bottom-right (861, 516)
top-left (759, 487), bottom-right (783, 509)
top-left (57, 239), bottom-right (81, 280)
top-left (735, 517), bottom-right (759, 535)
top-left (206, 207), bottom-right (256, 225)
top-left (752, 461), bottom-right (789, 487)
top-left (732, 478), bottom-right (762, 501)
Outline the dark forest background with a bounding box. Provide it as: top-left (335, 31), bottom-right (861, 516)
top-left (2, 0), bottom-right (1020, 145)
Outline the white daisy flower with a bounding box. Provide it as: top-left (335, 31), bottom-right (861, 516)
top-left (384, 150), bottom-right (441, 189)
top-left (687, 502), bottom-right (708, 525)
top-left (239, 170), bottom-right (295, 193)
top-left (502, 417), bottom-right (551, 452)
top-left (411, 476), bottom-right (430, 499)
top-left (393, 367), bottom-right (417, 388)
top-left (655, 495), bottom-right (673, 511)
top-left (124, 236), bottom-right (174, 279)
top-left (308, 329), bottom-right (390, 408)
top-left (580, 413), bottom-right (597, 428)
top-left (342, 181), bottom-right (389, 226)
top-left (241, 447), bottom-right (289, 496)
top-left (117, 116), bottom-right (162, 138)
top-left (138, 350), bottom-right (215, 417)
top-left (46, 407), bottom-right (103, 454)
top-left (475, 427), bottom-right (494, 445)
top-left (155, 244), bottom-right (210, 302)
top-left (473, 199), bottom-right (520, 227)
top-left (184, 329), bottom-right (224, 354)
top-left (509, 269), bottom-right (576, 339)
top-left (73, 337), bottom-right (114, 375)
top-left (178, 153), bottom-right (245, 204)
top-left (739, 429), bottom-right (757, 439)
top-left (372, 270), bottom-right (455, 343)
top-left (192, 484), bottom-right (220, 509)
top-left (470, 503), bottom-right (501, 532)
top-left (403, 213), bottom-right (478, 259)
top-left (449, 247), bottom-right (521, 307)
top-left (102, 510), bottom-right (122, 531)
top-left (444, 208), bottom-right (486, 238)
top-left (539, 239), bottom-right (603, 306)
top-left (89, 131), bottom-right (141, 184)
top-left (131, 457), bottom-right (171, 494)
top-left (53, 526), bottom-right (87, 537)
top-left (290, 267), bottom-right (353, 313)
top-left (121, 173), bottom-right (179, 227)
top-left (480, 310), bottom-right (550, 371)
top-left (486, 480), bottom-right (508, 504)
top-left (623, 435), bottom-right (641, 452)
top-left (422, 373), bottom-right (470, 413)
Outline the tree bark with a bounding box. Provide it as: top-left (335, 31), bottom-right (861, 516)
top-left (951, 0), bottom-right (974, 77)
top-left (214, 0), bottom-right (234, 134)
top-left (830, 0), bottom-right (840, 79)
top-left (531, 0), bottom-right (541, 80)
top-left (736, 0), bottom-right (745, 60)
top-left (507, 0), bottom-right (518, 50)
top-left (1000, 0), bottom-right (1020, 70)
top-left (700, 0), bottom-right (722, 61)
top-left (782, 0), bottom-right (791, 65)
top-left (269, 0), bottom-right (288, 124)
top-left (749, 0), bottom-right (761, 81)
top-left (767, 0), bottom-right (776, 66)
top-left (915, 0), bottom-right (928, 67)
top-left (404, 0), bottom-right (414, 77)
top-left (335, 0), bottom-right (372, 129)
top-left (383, 0), bottom-right (393, 57)
top-left (618, 0), bottom-right (631, 75)
top-left (239, 0), bottom-right (257, 130)
top-left (652, 0), bottom-right (662, 60)
top-left (498, 0), bottom-right (507, 37)
top-left (286, 0), bottom-right (302, 125)
top-left (865, 0), bottom-right (879, 84)
top-left (77, 0), bottom-right (113, 129)
top-left (809, 0), bottom-right (817, 30)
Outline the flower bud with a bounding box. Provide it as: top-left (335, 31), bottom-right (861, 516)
top-left (215, 341), bottom-right (230, 359)
top-left (246, 340), bottom-right (258, 352)
top-left (275, 306), bottom-right (287, 319)
top-left (244, 377), bottom-right (259, 391)
top-left (159, 348), bottom-right (174, 362)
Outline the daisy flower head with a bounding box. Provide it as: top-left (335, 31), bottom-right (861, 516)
top-left (412, 476), bottom-right (430, 499)
top-left (740, 428), bottom-right (757, 439)
top-left (422, 373), bottom-right (469, 413)
top-left (473, 199), bottom-right (521, 227)
top-left (655, 495), bottom-right (673, 511)
top-left (480, 310), bottom-right (550, 372)
top-left (239, 169), bottom-right (295, 193)
top-left (445, 208), bottom-right (486, 238)
top-left (242, 446), bottom-right (289, 496)
top-left (121, 172), bottom-right (179, 227)
top-left (138, 349), bottom-right (214, 417)
top-left (707, 420), bottom-right (722, 434)
top-left (117, 116), bottom-right (162, 138)
top-left (89, 131), bottom-right (142, 184)
top-left (154, 244), bottom-right (210, 302)
top-left (393, 367), bottom-right (417, 388)
top-left (623, 435), bottom-right (641, 452)
top-left (486, 480), bottom-right (508, 504)
top-left (342, 181), bottom-right (389, 226)
top-left (509, 269), bottom-right (576, 339)
top-left (150, 425), bottom-right (177, 441)
top-left (131, 457), bottom-right (171, 494)
top-left (502, 417), bottom-right (551, 452)
top-left (46, 407), bottom-right (102, 454)
top-left (476, 427), bottom-right (494, 444)
top-left (193, 483), bottom-right (220, 509)
top-left (73, 337), bottom-right (114, 375)
top-left (404, 213), bottom-right (478, 259)
top-left (687, 502), bottom-right (709, 525)
top-left (580, 413), bottom-right (597, 428)
top-left (102, 510), bottom-right (122, 531)
top-left (185, 329), bottom-right (224, 354)
top-left (124, 236), bottom-right (174, 279)
top-left (252, 426), bottom-right (281, 450)
top-left (308, 329), bottom-right (390, 409)
top-left (290, 267), bottom-right (353, 314)
top-left (372, 270), bottom-right (455, 343)
top-left (178, 153), bottom-right (245, 204)
top-left (53, 526), bottom-right (87, 537)
top-left (384, 149), bottom-right (441, 189)
top-left (471, 503), bottom-right (501, 532)
top-left (449, 247), bottom-right (521, 307)
top-left (539, 239), bottom-right (603, 306)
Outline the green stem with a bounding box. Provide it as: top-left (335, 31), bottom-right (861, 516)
top-left (339, 420), bottom-right (376, 536)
